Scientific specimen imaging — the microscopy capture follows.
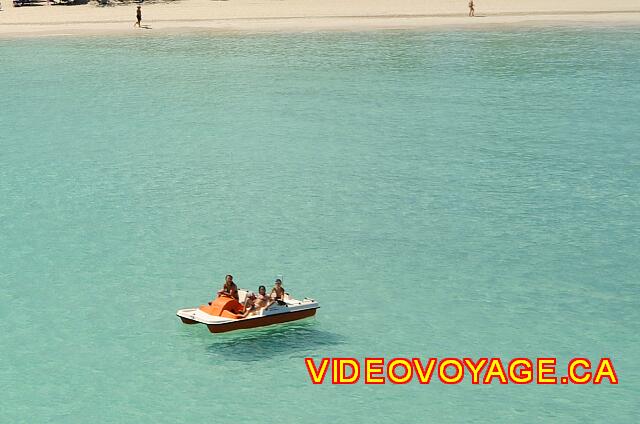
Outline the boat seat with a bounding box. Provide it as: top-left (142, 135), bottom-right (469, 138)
top-left (199, 296), bottom-right (245, 317)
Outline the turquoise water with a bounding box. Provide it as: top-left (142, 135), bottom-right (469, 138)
top-left (1, 28), bottom-right (639, 422)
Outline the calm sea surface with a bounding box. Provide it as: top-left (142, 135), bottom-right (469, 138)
top-left (1, 28), bottom-right (639, 423)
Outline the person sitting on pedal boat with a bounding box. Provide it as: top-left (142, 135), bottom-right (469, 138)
top-left (255, 285), bottom-right (275, 309)
top-left (240, 286), bottom-right (275, 317)
top-left (270, 278), bottom-right (286, 301)
top-left (217, 274), bottom-right (239, 301)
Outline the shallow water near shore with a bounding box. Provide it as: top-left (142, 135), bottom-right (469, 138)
top-left (1, 28), bottom-right (639, 422)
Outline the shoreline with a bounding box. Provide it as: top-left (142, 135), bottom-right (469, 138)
top-left (1, 0), bottom-right (639, 38)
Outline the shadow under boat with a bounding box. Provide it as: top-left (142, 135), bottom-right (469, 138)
top-left (203, 320), bottom-right (345, 363)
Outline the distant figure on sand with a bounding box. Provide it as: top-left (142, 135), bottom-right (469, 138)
top-left (468, 0), bottom-right (475, 17)
top-left (134, 6), bottom-right (142, 28)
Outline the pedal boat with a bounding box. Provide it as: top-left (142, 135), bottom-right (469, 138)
top-left (176, 289), bottom-right (319, 333)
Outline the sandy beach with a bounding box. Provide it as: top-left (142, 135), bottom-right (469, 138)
top-left (0, 0), bottom-right (639, 37)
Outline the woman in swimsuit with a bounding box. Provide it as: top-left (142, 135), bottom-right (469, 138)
top-left (242, 286), bottom-right (274, 317)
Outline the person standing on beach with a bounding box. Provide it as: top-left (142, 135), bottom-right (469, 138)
top-left (468, 0), bottom-right (475, 17)
top-left (134, 6), bottom-right (142, 28)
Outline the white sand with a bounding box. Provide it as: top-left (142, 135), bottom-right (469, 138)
top-left (0, 0), bottom-right (639, 37)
